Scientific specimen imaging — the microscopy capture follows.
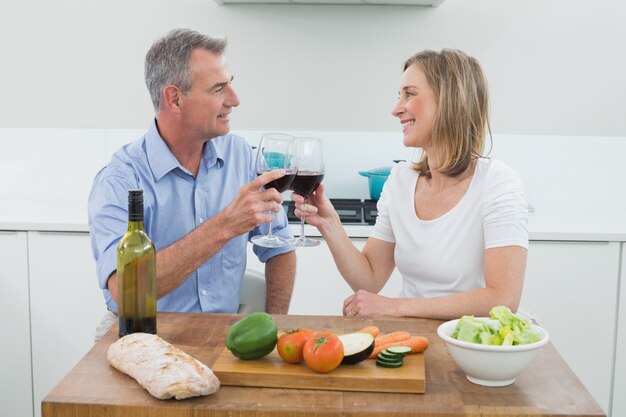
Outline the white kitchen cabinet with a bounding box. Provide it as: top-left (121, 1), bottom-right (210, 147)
top-left (0, 231), bottom-right (33, 417)
top-left (27, 231), bottom-right (105, 417)
top-left (246, 237), bottom-right (403, 315)
top-left (521, 240), bottom-right (620, 415)
top-left (613, 243), bottom-right (626, 417)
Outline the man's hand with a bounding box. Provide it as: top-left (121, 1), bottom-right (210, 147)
top-left (219, 169), bottom-right (288, 239)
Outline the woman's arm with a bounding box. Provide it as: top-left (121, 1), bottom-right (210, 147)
top-left (291, 184), bottom-right (396, 293)
top-left (326, 229), bottom-right (396, 294)
top-left (344, 245), bottom-right (527, 319)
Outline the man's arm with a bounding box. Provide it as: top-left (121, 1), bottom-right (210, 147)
top-left (106, 169), bottom-right (290, 302)
top-left (264, 251), bottom-right (296, 314)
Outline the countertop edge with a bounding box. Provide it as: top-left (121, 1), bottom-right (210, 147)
top-left (4, 223), bottom-right (626, 243)
top-left (2, 200), bottom-right (626, 242)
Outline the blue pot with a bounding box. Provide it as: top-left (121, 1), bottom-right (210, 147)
top-left (359, 166), bottom-right (392, 201)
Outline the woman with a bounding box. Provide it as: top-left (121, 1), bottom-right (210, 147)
top-left (292, 49), bottom-right (529, 320)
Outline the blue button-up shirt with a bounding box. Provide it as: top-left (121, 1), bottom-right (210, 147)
top-left (88, 120), bottom-right (294, 313)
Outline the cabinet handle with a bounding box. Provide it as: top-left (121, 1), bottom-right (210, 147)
top-left (0, 230), bottom-right (19, 235)
top-left (530, 240), bottom-right (610, 246)
top-left (34, 231), bottom-right (89, 236)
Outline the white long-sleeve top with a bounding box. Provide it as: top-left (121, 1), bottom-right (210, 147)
top-left (370, 158), bottom-right (529, 299)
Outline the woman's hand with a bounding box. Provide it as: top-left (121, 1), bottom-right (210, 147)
top-left (343, 289), bottom-right (400, 317)
top-left (290, 184), bottom-right (340, 231)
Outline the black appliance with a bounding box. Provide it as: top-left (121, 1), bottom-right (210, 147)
top-left (282, 198), bottom-right (378, 225)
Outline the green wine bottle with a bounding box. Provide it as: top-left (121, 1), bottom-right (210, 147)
top-left (117, 189), bottom-right (157, 337)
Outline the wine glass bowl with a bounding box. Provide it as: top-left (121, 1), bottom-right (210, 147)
top-left (264, 163), bottom-right (297, 192)
top-left (290, 137), bottom-right (325, 247)
top-left (291, 171), bottom-right (325, 198)
top-left (251, 133), bottom-right (297, 248)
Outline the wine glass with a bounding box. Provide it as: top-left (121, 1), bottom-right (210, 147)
top-left (289, 137), bottom-right (325, 247)
top-left (251, 133), bottom-right (297, 248)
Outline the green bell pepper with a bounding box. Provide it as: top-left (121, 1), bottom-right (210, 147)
top-left (226, 312), bottom-right (278, 360)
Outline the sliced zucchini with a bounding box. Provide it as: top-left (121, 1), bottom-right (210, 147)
top-left (378, 350), bottom-right (402, 361)
top-left (376, 354), bottom-right (404, 366)
top-left (338, 332), bottom-right (375, 365)
top-left (386, 346), bottom-right (411, 356)
top-left (376, 358), bottom-right (404, 368)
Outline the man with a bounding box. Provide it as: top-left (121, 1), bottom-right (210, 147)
top-left (88, 29), bottom-right (296, 336)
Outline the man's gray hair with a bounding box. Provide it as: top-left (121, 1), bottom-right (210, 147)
top-left (145, 28), bottom-right (227, 111)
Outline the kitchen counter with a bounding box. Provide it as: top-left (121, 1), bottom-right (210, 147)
top-left (0, 199), bottom-right (88, 232)
top-left (3, 199), bottom-right (623, 416)
top-left (3, 199), bottom-right (626, 241)
top-left (41, 312), bottom-right (605, 417)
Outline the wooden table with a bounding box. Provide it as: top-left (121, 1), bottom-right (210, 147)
top-left (42, 312), bottom-right (605, 417)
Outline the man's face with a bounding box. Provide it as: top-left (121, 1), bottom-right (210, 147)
top-left (180, 49), bottom-right (240, 139)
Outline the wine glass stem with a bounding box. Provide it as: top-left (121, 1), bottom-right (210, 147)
top-left (267, 218), bottom-right (274, 240)
top-left (300, 198), bottom-right (306, 240)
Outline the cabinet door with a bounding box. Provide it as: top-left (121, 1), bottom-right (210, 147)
top-left (246, 237), bottom-right (403, 315)
top-left (613, 243), bottom-right (626, 417)
top-left (0, 231), bottom-right (33, 417)
top-left (522, 241), bottom-right (619, 415)
top-left (28, 231), bottom-right (106, 417)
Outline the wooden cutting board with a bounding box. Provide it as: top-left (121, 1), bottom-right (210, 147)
top-left (212, 348), bottom-right (425, 393)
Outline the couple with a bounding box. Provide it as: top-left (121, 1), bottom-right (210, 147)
top-left (88, 28), bottom-right (528, 337)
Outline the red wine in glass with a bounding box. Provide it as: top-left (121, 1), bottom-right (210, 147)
top-left (289, 137), bottom-right (325, 247)
top-left (264, 172), bottom-right (297, 193)
top-left (251, 133), bottom-right (297, 248)
top-left (290, 171), bottom-right (325, 197)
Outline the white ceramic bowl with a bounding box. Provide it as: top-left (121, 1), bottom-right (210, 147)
top-left (437, 318), bottom-right (550, 387)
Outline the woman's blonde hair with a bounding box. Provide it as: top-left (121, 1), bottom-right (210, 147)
top-left (403, 49), bottom-right (491, 178)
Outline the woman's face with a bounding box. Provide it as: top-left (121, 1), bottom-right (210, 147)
top-left (391, 64), bottom-right (438, 150)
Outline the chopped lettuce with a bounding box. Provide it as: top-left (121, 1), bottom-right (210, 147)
top-left (451, 306), bottom-right (542, 346)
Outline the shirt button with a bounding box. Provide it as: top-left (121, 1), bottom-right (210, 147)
top-left (199, 218), bottom-right (204, 223)
top-left (201, 289), bottom-right (207, 296)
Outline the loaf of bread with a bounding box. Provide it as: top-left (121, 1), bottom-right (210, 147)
top-left (107, 333), bottom-right (220, 400)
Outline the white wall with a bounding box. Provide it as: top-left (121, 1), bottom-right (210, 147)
top-left (2, 128), bottom-right (625, 211)
top-left (2, 0), bottom-right (625, 137)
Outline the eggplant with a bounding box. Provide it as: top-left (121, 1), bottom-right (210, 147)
top-left (338, 332), bottom-right (375, 365)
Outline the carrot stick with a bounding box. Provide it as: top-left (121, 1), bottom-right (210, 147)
top-left (369, 336), bottom-right (429, 359)
top-left (356, 326), bottom-right (380, 338)
top-left (405, 336), bottom-right (429, 353)
top-left (370, 341), bottom-right (407, 359)
top-left (374, 331), bottom-right (412, 347)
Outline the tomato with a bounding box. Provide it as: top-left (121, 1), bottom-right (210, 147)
top-left (303, 332), bottom-right (344, 373)
top-left (277, 328), bottom-right (314, 364)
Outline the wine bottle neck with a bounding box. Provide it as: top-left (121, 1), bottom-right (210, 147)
top-left (127, 189), bottom-right (145, 230)
top-left (128, 200), bottom-right (143, 221)
top-left (127, 220), bottom-right (145, 232)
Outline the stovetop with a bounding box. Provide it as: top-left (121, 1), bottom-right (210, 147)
top-left (282, 199), bottom-right (378, 225)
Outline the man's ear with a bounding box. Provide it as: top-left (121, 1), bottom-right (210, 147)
top-left (163, 85), bottom-right (182, 112)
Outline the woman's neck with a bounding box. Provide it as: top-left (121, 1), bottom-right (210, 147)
top-left (424, 156), bottom-right (476, 192)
